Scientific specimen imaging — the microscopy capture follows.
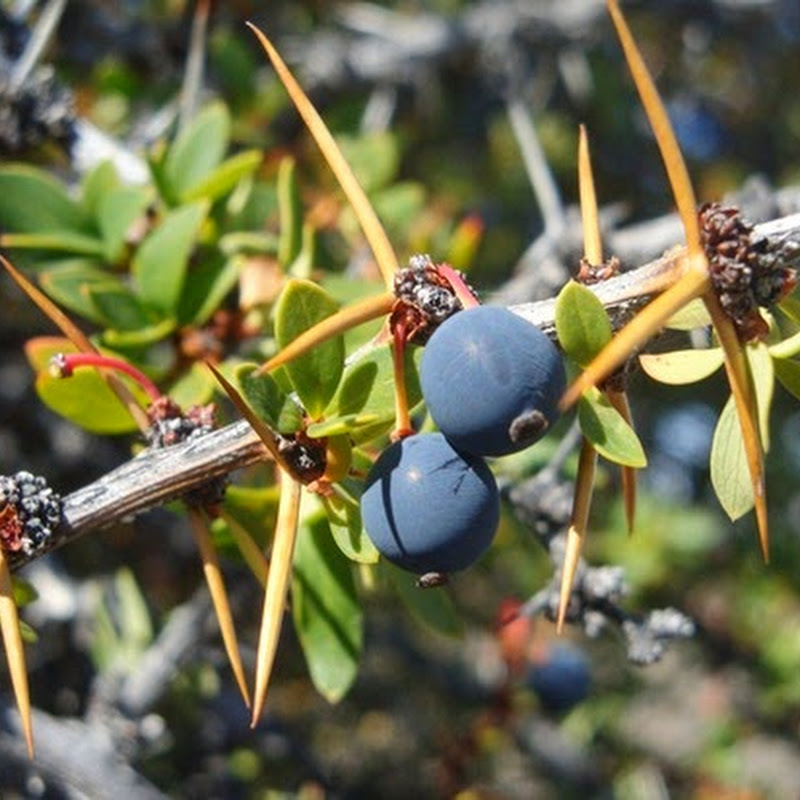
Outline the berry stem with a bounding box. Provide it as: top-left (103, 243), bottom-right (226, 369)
top-left (51, 352), bottom-right (162, 405)
top-left (391, 322), bottom-right (414, 439)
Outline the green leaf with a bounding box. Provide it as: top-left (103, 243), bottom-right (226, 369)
top-left (81, 161), bottom-right (121, 216)
top-left (273, 279), bottom-right (345, 418)
top-left (292, 512), bottom-right (363, 703)
top-left (25, 338), bottom-right (145, 434)
top-left (322, 492), bottom-right (379, 564)
top-left (177, 254), bottom-right (242, 327)
top-left (38, 260), bottom-right (120, 324)
top-left (101, 317), bottom-right (177, 348)
top-left (181, 148), bottom-right (263, 203)
top-left (277, 157), bottom-right (302, 268)
top-left (88, 282), bottom-right (156, 330)
top-left (217, 484), bottom-right (280, 553)
top-left (577, 387), bottom-right (647, 468)
top-left (777, 293), bottom-right (800, 326)
top-left (1, 231), bottom-right (105, 256)
top-left (555, 280), bottom-right (613, 368)
top-left (665, 297), bottom-right (712, 330)
top-left (96, 185), bottom-right (152, 263)
top-left (234, 363), bottom-right (303, 434)
top-left (336, 132), bottom-right (400, 193)
top-left (0, 164), bottom-right (89, 233)
top-left (773, 357), bottom-right (800, 402)
top-left (710, 395), bottom-right (754, 521)
top-left (639, 347), bottom-right (724, 385)
top-left (132, 201), bottom-right (208, 314)
top-left (381, 561), bottom-right (462, 638)
top-left (768, 326), bottom-right (800, 360)
top-left (167, 360), bottom-right (217, 409)
top-left (163, 101), bottom-right (231, 202)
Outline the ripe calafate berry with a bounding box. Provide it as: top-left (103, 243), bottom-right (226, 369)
top-left (420, 306), bottom-right (566, 457)
top-left (360, 433), bottom-right (499, 574)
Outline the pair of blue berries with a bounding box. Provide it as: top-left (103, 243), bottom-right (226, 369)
top-left (361, 305), bottom-right (567, 575)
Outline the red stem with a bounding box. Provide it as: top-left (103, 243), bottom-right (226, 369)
top-left (51, 352), bottom-right (162, 404)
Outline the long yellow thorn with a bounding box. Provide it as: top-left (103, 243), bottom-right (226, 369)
top-left (246, 23), bottom-right (400, 289)
top-left (606, 0), bottom-right (700, 249)
top-left (188, 508), bottom-right (251, 707)
top-left (703, 293), bottom-right (769, 560)
top-left (0, 550), bottom-right (33, 758)
top-left (251, 473), bottom-right (302, 726)
top-left (578, 125), bottom-right (603, 266)
top-left (557, 438), bottom-right (597, 633)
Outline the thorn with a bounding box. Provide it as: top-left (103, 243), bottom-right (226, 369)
top-left (606, 388), bottom-right (638, 533)
top-left (188, 508), bottom-right (251, 708)
top-left (251, 474), bottom-right (302, 727)
top-left (0, 550), bottom-right (33, 758)
top-left (578, 125), bottom-right (603, 266)
top-left (246, 22), bottom-right (400, 289)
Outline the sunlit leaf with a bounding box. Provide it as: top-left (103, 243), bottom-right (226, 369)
top-left (235, 363), bottom-right (303, 434)
top-left (292, 511), bottom-right (363, 702)
top-left (277, 157), bottom-right (302, 268)
top-left (181, 149), bottom-right (262, 203)
top-left (322, 493), bottom-right (379, 564)
top-left (96, 185), bottom-right (151, 263)
top-left (38, 260), bottom-right (122, 324)
top-left (710, 395), bottom-right (754, 521)
top-left (0, 163), bottom-right (89, 234)
top-left (639, 347), bottom-right (724, 385)
top-left (273, 279), bottom-right (345, 419)
top-left (576, 387), bottom-right (647, 468)
top-left (163, 101), bottom-right (231, 203)
top-left (132, 201), bottom-right (209, 315)
top-left (666, 297), bottom-right (712, 330)
top-left (555, 280), bottom-right (613, 368)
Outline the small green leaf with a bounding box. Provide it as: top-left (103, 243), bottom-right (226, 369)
top-left (319, 344), bottom-right (423, 444)
top-left (773, 357), bottom-right (800, 401)
top-left (177, 254), bottom-right (242, 327)
top-left (25, 338), bottom-right (145, 434)
top-left (97, 185), bottom-right (152, 263)
top-left (132, 201), bottom-right (209, 314)
top-left (81, 161), bottom-right (121, 216)
top-left (0, 164), bottom-right (89, 233)
top-left (639, 347), bottom-right (724, 385)
top-left (38, 260), bottom-right (120, 324)
top-left (277, 157), bottom-right (302, 268)
top-left (292, 512), bottom-right (363, 703)
top-left (1, 231), bottom-right (105, 256)
top-left (555, 280), bottom-right (613, 368)
top-left (101, 317), bottom-right (177, 348)
top-left (322, 492), bottom-right (379, 564)
top-left (181, 149), bottom-right (263, 203)
top-left (768, 327), bottom-right (800, 360)
top-left (234, 363), bottom-right (303, 434)
top-left (577, 387), bottom-right (647, 468)
top-left (274, 279), bottom-right (345, 418)
top-left (665, 297), bottom-right (711, 330)
top-left (710, 396), bottom-right (753, 521)
top-left (167, 360), bottom-right (216, 409)
top-left (163, 102), bottom-right (231, 202)
top-left (88, 282), bottom-right (155, 331)
top-left (381, 561), bottom-right (462, 638)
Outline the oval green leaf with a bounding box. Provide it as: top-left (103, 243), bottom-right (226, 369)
top-left (292, 512), bottom-right (363, 703)
top-left (38, 260), bottom-right (121, 324)
top-left (97, 185), bottom-right (152, 263)
top-left (577, 387), bottom-right (647, 468)
top-left (710, 395), bottom-right (753, 521)
top-left (132, 200), bottom-right (208, 314)
top-left (322, 492), bottom-right (379, 564)
top-left (234, 363), bottom-right (303, 434)
top-left (273, 279), bottom-right (345, 419)
top-left (181, 149), bottom-right (263, 203)
top-left (639, 347), bottom-right (724, 385)
top-left (555, 280), bottom-right (613, 368)
top-left (163, 102), bottom-right (231, 203)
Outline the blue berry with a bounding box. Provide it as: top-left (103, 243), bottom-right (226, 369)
top-left (527, 643), bottom-right (591, 713)
top-left (420, 306), bottom-right (566, 457)
top-left (360, 433), bottom-right (499, 574)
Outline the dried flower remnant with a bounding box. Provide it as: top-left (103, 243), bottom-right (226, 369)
top-left (700, 202), bottom-right (798, 341)
top-left (0, 471), bottom-right (63, 556)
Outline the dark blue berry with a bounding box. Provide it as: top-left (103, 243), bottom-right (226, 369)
top-left (527, 643), bottom-right (591, 713)
top-left (360, 433), bottom-right (499, 574)
top-left (420, 306), bottom-right (566, 457)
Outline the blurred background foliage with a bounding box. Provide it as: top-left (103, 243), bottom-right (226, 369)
top-left (1, 0), bottom-right (800, 797)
